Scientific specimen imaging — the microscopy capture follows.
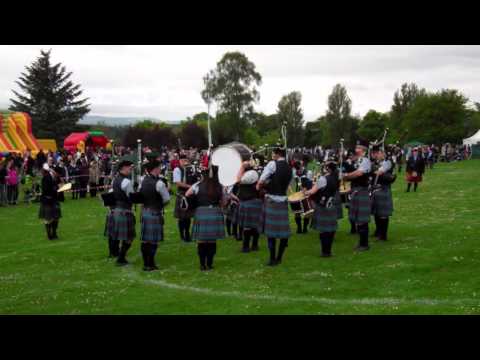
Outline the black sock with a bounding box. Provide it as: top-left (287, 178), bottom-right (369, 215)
top-left (295, 216), bottom-right (302, 233)
top-left (178, 220), bottom-right (185, 240)
top-left (242, 229), bottom-right (251, 250)
top-left (117, 241), bottom-right (131, 263)
top-left (226, 219), bottom-right (232, 236)
top-left (350, 220), bottom-right (357, 234)
top-left (407, 183), bottom-right (411, 192)
top-left (141, 243), bottom-right (149, 268)
top-left (374, 216), bottom-right (380, 237)
top-left (251, 230), bottom-right (259, 249)
top-left (320, 232), bottom-right (329, 255)
top-left (303, 218), bottom-right (309, 233)
top-left (414, 183), bottom-right (418, 192)
top-left (358, 223), bottom-right (369, 248)
top-left (232, 223), bottom-right (238, 238)
top-left (112, 240), bottom-right (120, 257)
top-left (45, 224), bottom-right (52, 239)
top-left (184, 219), bottom-right (191, 241)
top-left (198, 243), bottom-right (207, 268)
top-left (380, 218), bottom-right (389, 240)
top-left (52, 220), bottom-right (58, 237)
top-left (268, 238), bottom-right (276, 262)
top-left (238, 227), bottom-right (244, 241)
top-left (276, 238), bottom-right (288, 263)
top-left (206, 242), bottom-right (216, 268)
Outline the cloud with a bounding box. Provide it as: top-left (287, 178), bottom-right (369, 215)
top-left (1, 45), bottom-right (480, 122)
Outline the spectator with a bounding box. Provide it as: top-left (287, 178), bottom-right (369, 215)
top-left (89, 158), bottom-right (100, 197)
top-left (6, 160), bottom-right (19, 205)
top-left (0, 160), bottom-right (7, 206)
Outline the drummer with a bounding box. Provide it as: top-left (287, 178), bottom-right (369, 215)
top-left (292, 160), bottom-right (313, 234)
top-left (233, 161), bottom-right (263, 253)
top-left (305, 161), bottom-right (339, 257)
top-left (256, 147), bottom-right (293, 266)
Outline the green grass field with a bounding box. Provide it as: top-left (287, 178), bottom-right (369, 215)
top-left (1, 160), bottom-right (480, 314)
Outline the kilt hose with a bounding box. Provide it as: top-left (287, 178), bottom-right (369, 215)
top-left (192, 206), bottom-right (226, 241)
top-left (348, 188), bottom-right (371, 224)
top-left (311, 203), bottom-right (338, 233)
top-left (335, 191), bottom-right (343, 219)
top-left (39, 202), bottom-right (61, 223)
top-left (111, 208), bottom-right (136, 243)
top-left (174, 193), bottom-right (195, 220)
top-left (371, 186), bottom-right (393, 218)
top-left (140, 208), bottom-right (164, 243)
top-left (406, 171), bottom-right (422, 183)
top-left (104, 210), bottom-right (114, 238)
top-left (238, 198), bottom-right (263, 231)
top-left (262, 198), bottom-right (291, 239)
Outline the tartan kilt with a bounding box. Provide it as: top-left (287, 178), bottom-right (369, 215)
top-left (406, 171), bottom-right (422, 183)
top-left (104, 210), bottom-right (114, 238)
top-left (334, 191), bottom-right (343, 219)
top-left (192, 206), bottom-right (225, 241)
top-left (111, 208), bottom-right (136, 243)
top-left (174, 194), bottom-right (195, 219)
top-left (311, 203), bottom-right (338, 233)
top-left (371, 186), bottom-right (393, 217)
top-left (262, 198), bottom-right (291, 239)
top-left (237, 198), bottom-right (263, 231)
top-left (38, 202), bottom-right (61, 222)
top-left (140, 208), bottom-right (164, 243)
top-left (348, 188), bottom-right (371, 224)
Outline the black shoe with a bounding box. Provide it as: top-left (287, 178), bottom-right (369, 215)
top-left (207, 265), bottom-right (214, 271)
top-left (354, 245), bottom-right (370, 252)
top-left (321, 253), bottom-right (332, 258)
top-left (241, 247), bottom-right (250, 253)
top-left (266, 259), bottom-right (277, 266)
top-left (116, 258), bottom-right (129, 266)
top-left (200, 265), bottom-right (207, 271)
top-left (251, 245), bottom-right (259, 252)
top-left (143, 266), bottom-right (154, 272)
top-left (296, 228), bottom-right (302, 234)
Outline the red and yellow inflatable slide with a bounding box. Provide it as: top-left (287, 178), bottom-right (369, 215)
top-left (0, 112), bottom-right (42, 154)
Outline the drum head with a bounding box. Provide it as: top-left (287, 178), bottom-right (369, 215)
top-left (288, 191), bottom-right (305, 202)
top-left (211, 146), bottom-right (243, 187)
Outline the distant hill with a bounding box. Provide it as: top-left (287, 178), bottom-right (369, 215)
top-left (79, 115), bottom-right (181, 126)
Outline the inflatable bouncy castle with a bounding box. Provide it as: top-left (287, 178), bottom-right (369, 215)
top-left (63, 131), bottom-right (110, 153)
top-left (0, 112), bottom-right (41, 155)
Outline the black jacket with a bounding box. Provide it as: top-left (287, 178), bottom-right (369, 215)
top-left (406, 156), bottom-right (425, 175)
top-left (41, 174), bottom-right (58, 205)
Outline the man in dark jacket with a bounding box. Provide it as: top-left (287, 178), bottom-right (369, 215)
top-left (406, 147), bottom-right (425, 192)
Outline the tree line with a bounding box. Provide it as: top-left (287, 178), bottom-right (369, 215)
top-left (8, 50), bottom-right (480, 150)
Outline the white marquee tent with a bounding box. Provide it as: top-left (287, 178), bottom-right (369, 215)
top-left (463, 130), bottom-right (480, 146)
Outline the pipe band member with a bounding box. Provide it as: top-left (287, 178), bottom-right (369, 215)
top-left (186, 165), bottom-right (225, 271)
top-left (343, 139), bottom-right (372, 252)
top-left (173, 154), bottom-right (198, 242)
top-left (370, 145), bottom-right (394, 241)
top-left (139, 159), bottom-right (170, 271)
top-left (406, 147), bottom-right (425, 193)
top-left (257, 147), bottom-right (293, 266)
top-left (39, 163), bottom-right (61, 240)
top-left (111, 160), bottom-right (136, 266)
top-left (292, 160), bottom-right (313, 234)
top-left (234, 162), bottom-right (263, 253)
top-left (305, 161), bottom-right (339, 257)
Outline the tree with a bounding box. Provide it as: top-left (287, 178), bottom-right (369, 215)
top-left (250, 112), bottom-right (279, 136)
top-left (357, 110), bottom-right (389, 141)
top-left (179, 121), bottom-right (208, 149)
top-left (403, 89), bottom-right (470, 144)
top-left (324, 84), bottom-right (357, 147)
top-left (276, 91), bottom-right (305, 147)
top-left (201, 52), bottom-right (262, 141)
top-left (9, 49), bottom-right (90, 143)
top-left (304, 117), bottom-right (328, 147)
top-left (390, 82), bottom-right (426, 140)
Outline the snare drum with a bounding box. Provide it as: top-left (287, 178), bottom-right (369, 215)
top-left (288, 191), bottom-right (314, 218)
top-left (211, 142), bottom-right (253, 187)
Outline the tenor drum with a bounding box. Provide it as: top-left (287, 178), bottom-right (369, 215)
top-left (211, 142), bottom-right (253, 186)
top-left (288, 191), bottom-right (314, 218)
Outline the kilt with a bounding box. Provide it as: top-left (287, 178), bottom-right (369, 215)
top-left (371, 186), bottom-right (393, 217)
top-left (110, 208), bottom-right (136, 243)
top-left (192, 206), bottom-right (225, 241)
top-left (348, 188), bottom-right (371, 224)
top-left (262, 198), bottom-right (291, 239)
top-left (237, 198), bottom-right (263, 231)
top-left (38, 202), bottom-right (61, 222)
top-left (140, 208), bottom-right (164, 243)
top-left (174, 194), bottom-right (195, 219)
top-left (311, 203), bottom-right (338, 233)
top-left (335, 191), bottom-right (343, 219)
top-left (406, 171), bottom-right (422, 183)
top-left (104, 210), bottom-right (113, 238)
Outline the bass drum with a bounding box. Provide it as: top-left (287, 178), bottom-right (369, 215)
top-left (211, 142), bottom-right (253, 186)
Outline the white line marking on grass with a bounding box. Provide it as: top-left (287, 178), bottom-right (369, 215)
top-left (126, 271), bottom-right (480, 307)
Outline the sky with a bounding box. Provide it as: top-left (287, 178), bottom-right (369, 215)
top-left (0, 45), bottom-right (479, 122)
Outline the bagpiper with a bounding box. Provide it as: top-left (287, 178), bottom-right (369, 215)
top-left (292, 160), bottom-right (313, 234)
top-left (342, 140), bottom-right (372, 251)
top-left (257, 147), bottom-right (293, 266)
top-left (370, 145), bottom-right (395, 241)
top-left (39, 163), bottom-right (61, 240)
top-left (405, 147), bottom-right (425, 192)
top-left (139, 160), bottom-right (170, 271)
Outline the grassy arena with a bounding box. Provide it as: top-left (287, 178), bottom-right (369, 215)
top-left (1, 160), bottom-right (480, 314)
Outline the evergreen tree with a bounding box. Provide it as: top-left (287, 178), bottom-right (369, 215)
top-left (9, 49), bottom-right (90, 143)
top-left (277, 91), bottom-right (305, 146)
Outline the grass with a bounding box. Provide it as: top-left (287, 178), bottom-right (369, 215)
top-left (1, 160), bottom-right (480, 314)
